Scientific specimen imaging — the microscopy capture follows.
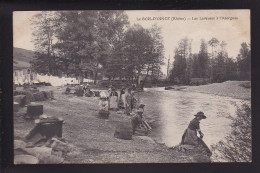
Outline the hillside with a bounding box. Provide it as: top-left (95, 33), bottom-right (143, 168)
top-left (13, 47), bottom-right (35, 70)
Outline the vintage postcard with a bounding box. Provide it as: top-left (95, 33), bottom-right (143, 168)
top-left (13, 10), bottom-right (251, 164)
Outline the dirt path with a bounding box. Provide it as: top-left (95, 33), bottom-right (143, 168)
top-left (14, 86), bottom-right (211, 163)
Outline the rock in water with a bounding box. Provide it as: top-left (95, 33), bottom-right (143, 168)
top-left (114, 121), bottom-right (133, 140)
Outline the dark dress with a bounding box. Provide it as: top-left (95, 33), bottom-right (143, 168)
top-left (181, 118), bottom-right (200, 146)
top-left (181, 118), bottom-right (212, 156)
top-left (188, 118), bottom-right (200, 131)
top-left (131, 114), bottom-right (142, 134)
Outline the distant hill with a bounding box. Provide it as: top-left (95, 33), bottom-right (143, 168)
top-left (13, 47), bottom-right (35, 70)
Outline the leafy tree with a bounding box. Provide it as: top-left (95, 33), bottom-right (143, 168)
top-left (208, 38), bottom-right (219, 81)
top-left (210, 41), bottom-right (230, 82)
top-left (170, 38), bottom-right (191, 84)
top-left (198, 39), bottom-right (209, 78)
top-left (191, 54), bottom-right (200, 78)
top-left (211, 104), bottom-right (252, 162)
top-left (170, 48), bottom-right (187, 84)
top-left (185, 40), bottom-right (193, 80)
top-left (123, 24), bottom-right (154, 85)
top-left (54, 11), bottom-right (99, 82)
top-left (31, 11), bottom-right (60, 75)
top-left (208, 37), bottom-right (219, 58)
top-left (53, 11), bottom-right (130, 84)
top-left (101, 11), bottom-right (130, 80)
top-left (224, 57), bottom-right (238, 80)
top-left (142, 24), bottom-right (165, 88)
top-left (236, 42), bottom-right (251, 80)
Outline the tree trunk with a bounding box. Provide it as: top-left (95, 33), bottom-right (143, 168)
top-left (141, 66), bottom-right (150, 89)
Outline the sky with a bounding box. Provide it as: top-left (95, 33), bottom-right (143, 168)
top-left (13, 10), bottom-right (250, 74)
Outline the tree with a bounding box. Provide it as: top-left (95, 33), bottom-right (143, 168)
top-left (54, 11), bottom-right (100, 83)
top-left (31, 11), bottom-right (60, 75)
top-left (170, 48), bottom-right (187, 84)
top-left (192, 54), bottom-right (200, 78)
top-left (123, 24), bottom-right (153, 85)
top-left (53, 11), bottom-right (130, 84)
top-left (101, 11), bottom-right (130, 81)
top-left (197, 39), bottom-right (209, 78)
top-left (211, 104), bottom-right (252, 162)
top-left (185, 40), bottom-right (193, 80)
top-left (211, 41), bottom-right (228, 82)
top-left (208, 38), bottom-right (219, 81)
top-left (142, 24), bottom-right (164, 88)
top-left (208, 37), bottom-right (219, 58)
top-left (236, 42), bottom-right (251, 80)
top-left (224, 57), bottom-right (238, 80)
top-left (170, 38), bottom-right (191, 84)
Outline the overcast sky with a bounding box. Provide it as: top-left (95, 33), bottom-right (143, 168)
top-left (13, 10), bottom-right (250, 74)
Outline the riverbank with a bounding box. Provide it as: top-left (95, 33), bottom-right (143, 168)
top-left (183, 81), bottom-right (251, 100)
top-left (14, 86), bottom-right (211, 163)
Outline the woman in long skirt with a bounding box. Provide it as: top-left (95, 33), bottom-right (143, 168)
top-left (125, 89), bottom-right (132, 115)
top-left (181, 111), bottom-right (206, 146)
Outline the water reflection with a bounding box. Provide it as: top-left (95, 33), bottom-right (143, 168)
top-left (138, 87), bottom-right (249, 147)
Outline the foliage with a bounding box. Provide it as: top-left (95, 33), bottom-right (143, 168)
top-left (236, 42), bottom-right (251, 80)
top-left (31, 11), bottom-right (59, 75)
top-left (191, 39), bottom-right (209, 79)
top-left (31, 11), bottom-right (164, 87)
top-left (170, 38), bottom-right (191, 84)
top-left (208, 37), bottom-right (219, 58)
top-left (169, 36), bottom-right (250, 85)
top-left (31, 11), bottom-right (250, 86)
top-left (211, 104), bottom-right (252, 162)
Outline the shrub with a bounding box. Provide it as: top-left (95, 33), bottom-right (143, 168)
top-left (211, 104), bottom-right (252, 162)
top-left (239, 82), bottom-right (251, 89)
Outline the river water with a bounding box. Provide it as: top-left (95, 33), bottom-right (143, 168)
top-left (136, 87), bottom-right (250, 148)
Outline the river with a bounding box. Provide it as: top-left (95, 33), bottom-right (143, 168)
top-left (136, 87), bottom-right (250, 148)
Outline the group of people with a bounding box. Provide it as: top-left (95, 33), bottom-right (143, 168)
top-left (98, 84), bottom-right (210, 153)
top-left (98, 84), bottom-right (152, 134)
top-left (118, 86), bottom-right (138, 114)
top-left (99, 85), bottom-right (138, 113)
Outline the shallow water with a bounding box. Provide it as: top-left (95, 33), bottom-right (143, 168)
top-left (137, 87), bottom-right (250, 148)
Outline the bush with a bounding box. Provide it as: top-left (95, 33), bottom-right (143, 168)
top-left (211, 104), bottom-right (252, 162)
top-left (239, 82), bottom-right (251, 89)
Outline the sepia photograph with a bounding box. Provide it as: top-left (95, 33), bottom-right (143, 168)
top-left (13, 10), bottom-right (251, 164)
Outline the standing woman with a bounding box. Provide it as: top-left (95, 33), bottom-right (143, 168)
top-left (181, 111), bottom-right (206, 146)
top-left (120, 87), bottom-right (126, 109)
top-left (125, 88), bottom-right (132, 115)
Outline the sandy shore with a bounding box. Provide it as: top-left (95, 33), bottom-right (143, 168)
top-left (14, 86), bottom-right (210, 163)
top-left (183, 81), bottom-right (251, 100)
